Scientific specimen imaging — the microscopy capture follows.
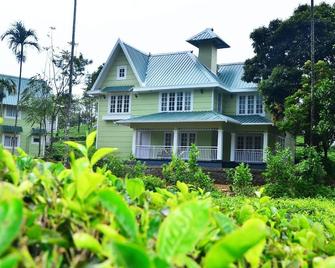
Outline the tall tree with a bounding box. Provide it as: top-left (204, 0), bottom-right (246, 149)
top-left (0, 78), bottom-right (16, 117)
top-left (1, 21), bottom-right (39, 152)
top-left (243, 3), bottom-right (335, 130)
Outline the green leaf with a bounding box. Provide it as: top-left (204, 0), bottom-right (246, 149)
top-left (73, 232), bottom-right (103, 254)
top-left (204, 219), bottom-right (267, 268)
top-left (2, 150), bottom-right (19, 185)
top-left (111, 241), bottom-right (152, 268)
top-left (99, 189), bottom-right (138, 241)
top-left (212, 211), bottom-right (235, 234)
top-left (64, 141), bottom-right (87, 156)
top-left (245, 239), bottom-right (266, 268)
top-left (76, 172), bottom-right (105, 200)
top-left (91, 148), bottom-right (117, 166)
top-left (157, 200), bottom-right (211, 262)
top-left (0, 253), bottom-right (20, 268)
top-left (125, 179), bottom-right (145, 200)
top-left (0, 199), bottom-right (23, 255)
top-left (86, 131), bottom-right (97, 149)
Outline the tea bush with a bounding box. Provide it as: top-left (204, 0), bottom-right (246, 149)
top-left (139, 175), bottom-right (166, 191)
top-left (162, 144), bottom-right (214, 191)
top-left (1, 132), bottom-right (335, 267)
top-left (226, 163), bottom-right (254, 196)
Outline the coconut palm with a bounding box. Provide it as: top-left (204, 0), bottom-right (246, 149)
top-left (0, 78), bottom-right (16, 117)
top-left (1, 21), bottom-right (39, 152)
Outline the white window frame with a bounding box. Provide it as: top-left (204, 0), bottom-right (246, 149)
top-left (31, 135), bottom-right (41, 145)
top-left (179, 132), bottom-right (197, 146)
top-left (158, 91), bottom-right (193, 112)
top-left (236, 134), bottom-right (263, 150)
top-left (236, 94), bottom-right (264, 115)
top-left (2, 134), bottom-right (20, 149)
top-left (107, 93), bottom-right (131, 115)
top-left (163, 131), bottom-right (173, 147)
top-left (116, 66), bottom-right (127, 80)
top-left (4, 105), bottom-right (21, 119)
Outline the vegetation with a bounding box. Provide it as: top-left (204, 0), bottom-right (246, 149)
top-left (226, 163), bottom-right (254, 196)
top-left (0, 78), bottom-right (16, 116)
top-left (1, 132), bottom-right (335, 267)
top-left (1, 21), bottom-right (40, 153)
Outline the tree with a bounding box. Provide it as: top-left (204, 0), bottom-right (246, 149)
top-left (243, 3), bottom-right (335, 125)
top-left (21, 76), bottom-right (53, 157)
top-left (0, 78), bottom-right (16, 116)
top-left (281, 60), bottom-right (335, 159)
top-left (1, 21), bottom-right (39, 152)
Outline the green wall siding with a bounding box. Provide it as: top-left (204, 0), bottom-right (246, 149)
top-left (101, 48), bottom-right (140, 88)
top-left (193, 88), bottom-right (212, 111)
top-left (222, 93), bottom-right (236, 115)
top-left (132, 92), bottom-right (159, 116)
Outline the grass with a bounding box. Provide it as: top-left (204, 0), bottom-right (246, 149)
top-left (57, 124), bottom-right (94, 138)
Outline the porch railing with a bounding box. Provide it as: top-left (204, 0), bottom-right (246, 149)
top-left (135, 145), bottom-right (172, 159)
top-left (177, 146), bottom-right (218, 161)
top-left (135, 145), bottom-right (218, 161)
top-left (234, 149), bottom-right (263, 163)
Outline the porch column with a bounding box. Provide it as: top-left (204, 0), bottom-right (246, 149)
top-left (263, 132), bottom-right (268, 162)
top-left (217, 128), bottom-right (223, 160)
top-left (173, 128), bottom-right (178, 155)
top-left (230, 133), bottom-right (236, 161)
top-left (132, 129), bottom-right (137, 156)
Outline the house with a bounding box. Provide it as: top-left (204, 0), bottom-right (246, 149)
top-left (89, 28), bottom-right (294, 167)
top-left (0, 74), bottom-right (55, 156)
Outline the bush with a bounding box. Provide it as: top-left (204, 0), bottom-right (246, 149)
top-left (45, 141), bottom-right (67, 161)
top-left (162, 144), bottom-right (214, 191)
top-left (226, 163), bottom-right (254, 196)
top-left (140, 175), bottom-right (166, 191)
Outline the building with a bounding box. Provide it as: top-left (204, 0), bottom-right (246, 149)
top-left (89, 28), bottom-right (294, 167)
top-left (0, 74), bottom-right (55, 156)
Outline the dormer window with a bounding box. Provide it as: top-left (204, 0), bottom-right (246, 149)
top-left (117, 66), bottom-right (127, 80)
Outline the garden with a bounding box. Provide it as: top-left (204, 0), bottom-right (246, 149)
top-left (1, 131), bottom-right (335, 268)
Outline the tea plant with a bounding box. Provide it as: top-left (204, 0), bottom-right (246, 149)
top-left (226, 163), bottom-right (254, 196)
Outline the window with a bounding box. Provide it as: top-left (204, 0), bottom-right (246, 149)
top-left (236, 135), bottom-right (263, 150)
top-left (116, 66), bottom-right (127, 80)
top-left (109, 95), bottom-right (130, 114)
top-left (160, 92), bottom-right (192, 112)
top-left (164, 132), bottom-right (172, 147)
top-left (238, 94), bottom-right (263, 115)
top-left (180, 132), bottom-right (196, 146)
top-left (5, 106), bottom-right (17, 118)
top-left (3, 134), bottom-right (19, 148)
top-left (32, 136), bottom-right (40, 144)
top-left (217, 93), bottom-right (222, 113)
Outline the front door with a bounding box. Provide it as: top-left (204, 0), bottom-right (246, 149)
top-left (179, 132), bottom-right (196, 158)
top-left (138, 131), bottom-right (151, 158)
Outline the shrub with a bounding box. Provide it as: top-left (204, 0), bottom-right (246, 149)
top-left (140, 175), bottom-right (166, 191)
top-left (226, 163), bottom-right (254, 196)
top-left (162, 144), bottom-right (214, 191)
top-left (45, 141), bottom-right (67, 161)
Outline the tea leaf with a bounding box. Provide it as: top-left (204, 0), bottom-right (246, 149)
top-left (91, 148), bottom-right (116, 166)
top-left (64, 141), bottom-right (87, 156)
top-left (126, 179), bottom-right (145, 200)
top-left (73, 232), bottom-right (103, 254)
top-left (86, 131), bottom-right (96, 149)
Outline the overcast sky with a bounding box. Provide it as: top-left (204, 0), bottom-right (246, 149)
top-left (0, 0), bottom-right (333, 95)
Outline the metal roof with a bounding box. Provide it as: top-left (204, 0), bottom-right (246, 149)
top-left (186, 28), bottom-right (230, 49)
top-left (217, 63), bottom-right (257, 92)
top-left (0, 125), bottom-right (23, 133)
top-left (101, 86), bottom-right (133, 92)
top-left (32, 128), bottom-right (46, 135)
top-left (229, 115), bottom-right (272, 125)
top-left (0, 74), bottom-right (30, 105)
top-left (117, 111), bottom-right (240, 124)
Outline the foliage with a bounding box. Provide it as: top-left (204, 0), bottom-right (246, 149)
top-left (1, 131), bottom-right (335, 266)
top-left (264, 145), bottom-right (327, 197)
top-left (140, 175), bottom-right (166, 191)
top-left (243, 3), bottom-right (335, 120)
top-left (0, 78), bottom-right (16, 116)
top-left (162, 144), bottom-right (214, 191)
top-left (226, 163), bottom-right (254, 196)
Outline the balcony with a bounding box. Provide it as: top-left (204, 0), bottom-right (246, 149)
top-left (234, 149), bottom-right (264, 163)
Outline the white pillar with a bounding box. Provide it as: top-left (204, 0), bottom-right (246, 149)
top-left (230, 133), bottom-right (236, 161)
top-left (173, 129), bottom-right (178, 155)
top-left (217, 129), bottom-right (223, 160)
top-left (263, 132), bottom-right (268, 162)
top-left (132, 129), bottom-right (137, 156)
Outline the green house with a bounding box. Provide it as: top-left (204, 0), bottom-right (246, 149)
top-left (90, 28), bottom-right (294, 166)
top-left (0, 74), bottom-right (51, 156)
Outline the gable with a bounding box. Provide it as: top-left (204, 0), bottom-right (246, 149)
top-left (101, 47), bottom-right (140, 88)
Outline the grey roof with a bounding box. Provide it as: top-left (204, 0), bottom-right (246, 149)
top-left (229, 115), bottom-right (272, 125)
top-left (0, 74), bottom-right (30, 105)
top-left (123, 42), bottom-right (149, 84)
top-left (217, 63), bottom-right (257, 91)
top-left (187, 28), bottom-right (230, 49)
top-left (117, 111), bottom-right (240, 124)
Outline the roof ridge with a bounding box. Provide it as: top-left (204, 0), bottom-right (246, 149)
top-left (0, 73), bottom-right (30, 80)
top-left (151, 50), bottom-right (193, 56)
top-left (218, 62), bottom-right (245, 66)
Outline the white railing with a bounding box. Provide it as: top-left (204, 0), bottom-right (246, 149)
top-left (234, 149), bottom-right (264, 163)
top-left (177, 146), bottom-right (218, 161)
top-left (135, 145), bottom-right (172, 159)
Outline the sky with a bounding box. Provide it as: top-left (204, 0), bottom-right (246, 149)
top-left (0, 0), bottom-right (333, 95)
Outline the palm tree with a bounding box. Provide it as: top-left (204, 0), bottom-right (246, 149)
top-left (1, 21), bottom-right (39, 152)
top-left (0, 78), bottom-right (16, 117)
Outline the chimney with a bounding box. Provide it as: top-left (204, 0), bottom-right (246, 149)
top-left (186, 28), bottom-right (230, 73)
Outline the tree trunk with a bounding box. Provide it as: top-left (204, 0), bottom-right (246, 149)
top-left (12, 45), bottom-right (24, 154)
top-left (49, 113), bottom-right (55, 151)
